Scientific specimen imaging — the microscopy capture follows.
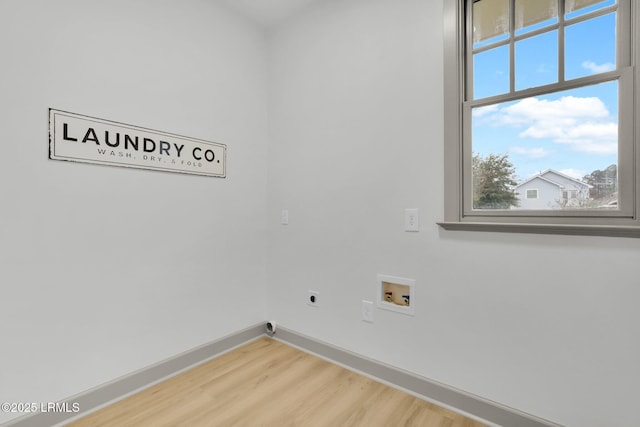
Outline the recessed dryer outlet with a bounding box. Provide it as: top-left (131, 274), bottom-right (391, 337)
top-left (308, 290), bottom-right (319, 307)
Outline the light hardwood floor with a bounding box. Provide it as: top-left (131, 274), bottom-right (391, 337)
top-left (67, 338), bottom-right (486, 427)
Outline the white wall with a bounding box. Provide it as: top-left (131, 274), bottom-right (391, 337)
top-left (3, 0), bottom-right (640, 426)
top-left (0, 0), bottom-right (268, 423)
top-left (267, 1), bottom-right (640, 426)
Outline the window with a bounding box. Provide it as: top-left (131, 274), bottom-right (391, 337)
top-left (441, 0), bottom-right (640, 237)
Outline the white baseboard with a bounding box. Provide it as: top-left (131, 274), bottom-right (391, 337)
top-left (3, 323), bottom-right (265, 427)
top-left (4, 322), bottom-right (564, 427)
top-left (272, 326), bottom-right (564, 427)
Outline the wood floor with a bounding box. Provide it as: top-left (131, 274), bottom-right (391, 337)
top-left (67, 338), bottom-right (486, 427)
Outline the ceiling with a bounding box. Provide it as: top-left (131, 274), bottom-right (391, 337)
top-left (216, 0), bottom-right (322, 27)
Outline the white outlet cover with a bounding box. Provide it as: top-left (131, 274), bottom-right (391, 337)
top-left (404, 208), bottom-right (419, 232)
top-left (362, 300), bottom-right (374, 323)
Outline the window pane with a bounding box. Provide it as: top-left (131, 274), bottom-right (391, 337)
top-left (566, 0), bottom-right (616, 20)
top-left (473, 45), bottom-right (509, 99)
top-left (515, 0), bottom-right (558, 35)
top-left (515, 30), bottom-right (558, 90)
top-left (471, 81), bottom-right (618, 210)
top-left (565, 13), bottom-right (616, 80)
top-left (473, 0), bottom-right (509, 48)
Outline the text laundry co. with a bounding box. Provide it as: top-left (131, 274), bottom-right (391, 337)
top-left (49, 109), bottom-right (226, 177)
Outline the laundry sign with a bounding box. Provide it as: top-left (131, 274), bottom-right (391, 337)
top-left (49, 109), bottom-right (226, 178)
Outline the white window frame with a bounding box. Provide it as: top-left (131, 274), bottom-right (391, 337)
top-left (441, 0), bottom-right (640, 237)
top-left (526, 189), bottom-right (539, 199)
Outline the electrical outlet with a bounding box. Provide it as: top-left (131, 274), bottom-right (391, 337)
top-left (362, 300), bottom-right (374, 323)
top-left (405, 208), bottom-right (419, 232)
top-left (308, 290), bottom-right (319, 307)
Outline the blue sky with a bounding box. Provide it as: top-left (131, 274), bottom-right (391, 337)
top-left (472, 0), bottom-right (618, 181)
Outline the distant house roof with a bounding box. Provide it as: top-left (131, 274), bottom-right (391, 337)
top-left (516, 174), bottom-right (566, 189)
top-left (515, 169), bottom-right (592, 190)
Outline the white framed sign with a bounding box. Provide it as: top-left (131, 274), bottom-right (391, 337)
top-left (49, 109), bottom-right (226, 178)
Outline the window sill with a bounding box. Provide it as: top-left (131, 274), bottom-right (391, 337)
top-left (437, 221), bottom-right (640, 238)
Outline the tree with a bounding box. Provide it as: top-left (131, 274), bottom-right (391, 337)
top-left (472, 153), bottom-right (519, 209)
top-left (582, 164), bottom-right (617, 200)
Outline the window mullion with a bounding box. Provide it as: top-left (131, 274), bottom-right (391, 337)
top-left (509, 0), bottom-right (515, 94)
top-left (466, 0), bottom-right (474, 101)
top-left (558, 0), bottom-right (566, 84)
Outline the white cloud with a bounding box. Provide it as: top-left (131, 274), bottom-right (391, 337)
top-left (479, 96), bottom-right (617, 155)
top-left (550, 122), bottom-right (618, 154)
top-left (509, 146), bottom-right (552, 159)
top-left (503, 96), bottom-right (609, 125)
top-left (582, 61), bottom-right (615, 74)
